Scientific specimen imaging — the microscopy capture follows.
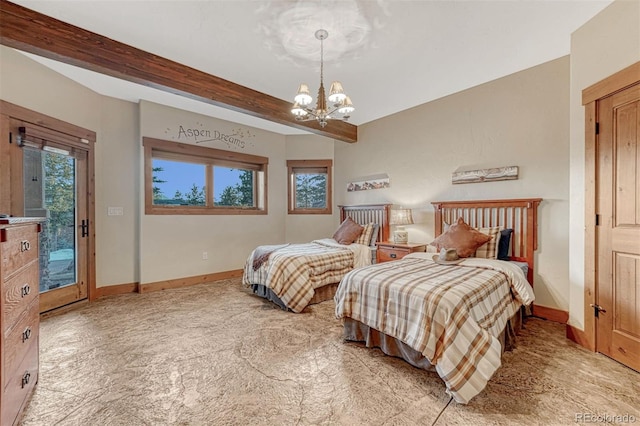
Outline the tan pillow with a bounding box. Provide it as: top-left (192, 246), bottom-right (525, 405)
top-left (475, 226), bottom-right (501, 259)
top-left (354, 223), bottom-right (375, 245)
top-left (430, 217), bottom-right (492, 258)
top-left (333, 217), bottom-right (364, 245)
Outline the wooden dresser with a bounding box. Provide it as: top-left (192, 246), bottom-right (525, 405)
top-left (0, 218), bottom-right (42, 426)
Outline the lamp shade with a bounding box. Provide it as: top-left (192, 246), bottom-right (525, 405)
top-left (291, 102), bottom-right (308, 117)
top-left (294, 84), bottom-right (313, 106)
top-left (390, 208), bottom-right (414, 226)
top-left (337, 96), bottom-right (355, 114)
top-left (390, 208), bottom-right (413, 244)
top-left (328, 81), bottom-right (346, 103)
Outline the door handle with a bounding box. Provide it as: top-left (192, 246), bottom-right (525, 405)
top-left (590, 304), bottom-right (606, 317)
top-left (22, 327), bottom-right (31, 342)
top-left (81, 219), bottom-right (89, 238)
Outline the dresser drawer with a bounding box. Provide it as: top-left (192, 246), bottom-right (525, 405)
top-left (3, 263), bottom-right (38, 334)
top-left (1, 339), bottom-right (38, 426)
top-left (1, 225), bottom-right (39, 278)
top-left (3, 299), bottom-right (39, 390)
top-left (377, 246), bottom-right (410, 262)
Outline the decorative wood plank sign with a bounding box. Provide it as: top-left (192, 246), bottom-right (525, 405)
top-left (452, 166), bottom-right (518, 185)
top-left (347, 173), bottom-right (390, 192)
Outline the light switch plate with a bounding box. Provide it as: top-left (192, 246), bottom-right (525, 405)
top-left (108, 207), bottom-right (124, 216)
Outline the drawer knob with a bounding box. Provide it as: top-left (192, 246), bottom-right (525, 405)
top-left (21, 283), bottom-right (31, 297)
top-left (22, 371), bottom-right (31, 388)
top-left (20, 240), bottom-right (31, 252)
top-left (22, 327), bottom-right (32, 342)
top-left (390, 253), bottom-right (397, 258)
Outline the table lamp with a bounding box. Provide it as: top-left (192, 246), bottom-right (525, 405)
top-left (390, 208), bottom-right (413, 244)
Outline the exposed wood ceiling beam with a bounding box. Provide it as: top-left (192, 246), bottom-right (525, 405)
top-left (0, 0), bottom-right (358, 143)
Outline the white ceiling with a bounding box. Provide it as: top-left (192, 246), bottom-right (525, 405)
top-left (12, 0), bottom-right (613, 136)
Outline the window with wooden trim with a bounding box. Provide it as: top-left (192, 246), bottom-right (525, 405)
top-left (287, 159), bottom-right (332, 214)
top-left (144, 137), bottom-right (268, 215)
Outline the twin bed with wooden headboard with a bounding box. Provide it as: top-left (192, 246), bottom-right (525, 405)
top-left (242, 204), bottom-right (391, 313)
top-left (334, 198), bottom-right (542, 404)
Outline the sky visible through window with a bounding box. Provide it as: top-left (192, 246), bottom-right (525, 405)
top-left (153, 159), bottom-right (241, 201)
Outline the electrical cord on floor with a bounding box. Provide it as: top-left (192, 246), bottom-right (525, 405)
top-left (431, 396), bottom-right (453, 426)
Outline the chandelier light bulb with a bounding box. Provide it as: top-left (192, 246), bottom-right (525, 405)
top-left (328, 81), bottom-right (347, 104)
top-left (337, 96), bottom-right (355, 114)
top-left (294, 84), bottom-right (313, 106)
top-left (291, 102), bottom-right (309, 117)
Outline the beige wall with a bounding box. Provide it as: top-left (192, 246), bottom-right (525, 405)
top-left (95, 97), bottom-right (140, 286)
top-left (335, 57), bottom-right (571, 311)
top-left (138, 101), bottom-right (289, 284)
top-left (0, 47), bottom-right (101, 133)
top-left (568, 0), bottom-right (640, 330)
top-left (0, 46), bottom-right (140, 288)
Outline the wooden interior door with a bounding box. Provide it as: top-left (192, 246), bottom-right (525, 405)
top-left (596, 82), bottom-right (640, 372)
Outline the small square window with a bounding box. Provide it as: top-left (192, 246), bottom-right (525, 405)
top-left (287, 160), bottom-right (332, 215)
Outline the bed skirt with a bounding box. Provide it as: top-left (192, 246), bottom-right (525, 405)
top-left (342, 308), bottom-right (523, 370)
top-left (249, 282), bottom-right (339, 311)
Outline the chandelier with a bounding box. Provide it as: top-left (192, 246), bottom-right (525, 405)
top-left (291, 29), bottom-right (355, 128)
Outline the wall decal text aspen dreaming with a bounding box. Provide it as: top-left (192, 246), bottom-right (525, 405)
top-left (165, 123), bottom-right (255, 150)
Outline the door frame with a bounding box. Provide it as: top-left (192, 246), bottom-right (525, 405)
top-left (0, 100), bottom-right (97, 305)
top-left (580, 61), bottom-right (640, 351)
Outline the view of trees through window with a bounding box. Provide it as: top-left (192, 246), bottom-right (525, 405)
top-left (44, 152), bottom-right (76, 248)
top-left (24, 148), bottom-right (77, 292)
top-left (287, 160), bottom-right (331, 215)
top-left (295, 172), bottom-right (327, 208)
top-left (152, 159), bottom-right (254, 207)
top-left (214, 166), bottom-right (254, 207)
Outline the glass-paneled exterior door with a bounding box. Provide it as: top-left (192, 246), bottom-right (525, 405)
top-left (22, 143), bottom-right (89, 312)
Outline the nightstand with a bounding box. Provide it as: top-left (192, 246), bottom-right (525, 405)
top-left (376, 242), bottom-right (427, 263)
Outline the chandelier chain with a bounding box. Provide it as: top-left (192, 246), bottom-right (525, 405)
top-left (319, 33), bottom-right (324, 88)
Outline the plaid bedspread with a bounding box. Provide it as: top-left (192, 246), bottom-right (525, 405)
top-left (334, 253), bottom-right (534, 404)
top-left (243, 239), bottom-right (358, 313)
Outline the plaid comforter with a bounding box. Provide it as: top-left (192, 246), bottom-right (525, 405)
top-left (243, 239), bottom-right (369, 313)
top-left (335, 253), bottom-right (534, 404)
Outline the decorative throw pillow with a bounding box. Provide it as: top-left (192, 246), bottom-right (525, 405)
top-left (354, 223), bottom-right (375, 245)
top-left (475, 226), bottom-right (501, 259)
top-left (430, 217), bottom-right (492, 258)
top-left (497, 228), bottom-right (514, 260)
top-left (333, 217), bottom-right (364, 245)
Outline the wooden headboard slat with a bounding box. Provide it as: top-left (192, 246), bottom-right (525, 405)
top-left (431, 198), bottom-right (542, 284)
top-left (338, 204), bottom-right (392, 243)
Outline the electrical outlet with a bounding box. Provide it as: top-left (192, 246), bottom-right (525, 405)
top-left (202, 251), bottom-right (208, 260)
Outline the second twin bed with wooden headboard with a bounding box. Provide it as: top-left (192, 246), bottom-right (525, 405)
top-left (334, 198), bottom-right (542, 404)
